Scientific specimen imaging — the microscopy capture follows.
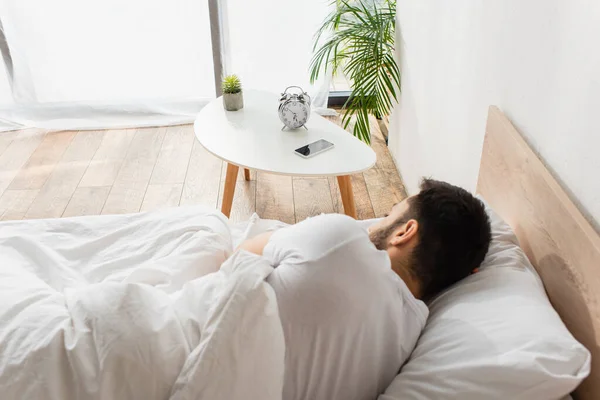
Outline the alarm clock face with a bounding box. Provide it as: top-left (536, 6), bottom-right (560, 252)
top-left (280, 100), bottom-right (309, 129)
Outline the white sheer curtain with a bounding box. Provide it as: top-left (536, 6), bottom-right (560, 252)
top-left (0, 66), bottom-right (14, 131)
top-left (0, 0), bottom-right (215, 131)
top-left (0, 0), bottom-right (332, 132)
top-left (220, 0), bottom-right (332, 112)
top-left (0, 19), bottom-right (16, 131)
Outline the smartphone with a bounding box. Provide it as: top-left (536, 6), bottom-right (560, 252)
top-left (294, 139), bottom-right (335, 158)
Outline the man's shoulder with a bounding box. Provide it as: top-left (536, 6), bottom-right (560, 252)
top-left (305, 214), bottom-right (366, 242)
top-left (306, 213), bottom-right (363, 232)
top-left (282, 213), bottom-right (371, 262)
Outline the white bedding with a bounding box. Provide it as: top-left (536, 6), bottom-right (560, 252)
top-left (0, 207), bottom-right (285, 400)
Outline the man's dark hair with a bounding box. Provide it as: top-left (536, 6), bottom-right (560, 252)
top-left (404, 179), bottom-right (491, 301)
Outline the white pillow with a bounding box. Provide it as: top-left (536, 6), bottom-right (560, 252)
top-left (379, 201), bottom-right (591, 400)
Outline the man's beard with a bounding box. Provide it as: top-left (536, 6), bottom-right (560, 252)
top-left (369, 224), bottom-right (396, 251)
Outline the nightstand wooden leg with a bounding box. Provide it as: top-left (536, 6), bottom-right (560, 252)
top-left (221, 163), bottom-right (239, 218)
top-left (244, 168), bottom-right (251, 181)
top-left (337, 175), bottom-right (357, 219)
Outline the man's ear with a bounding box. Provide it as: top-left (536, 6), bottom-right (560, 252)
top-left (389, 219), bottom-right (419, 246)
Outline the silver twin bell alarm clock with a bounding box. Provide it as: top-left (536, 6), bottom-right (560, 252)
top-left (278, 86), bottom-right (311, 130)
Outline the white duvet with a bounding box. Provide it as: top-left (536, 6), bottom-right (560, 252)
top-left (0, 207), bottom-right (285, 400)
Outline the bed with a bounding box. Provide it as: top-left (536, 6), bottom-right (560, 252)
top-left (477, 106), bottom-right (600, 399)
top-left (0, 106), bottom-right (598, 399)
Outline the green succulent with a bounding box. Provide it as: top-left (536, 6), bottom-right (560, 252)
top-left (222, 74), bottom-right (242, 94)
top-left (310, 0), bottom-right (399, 144)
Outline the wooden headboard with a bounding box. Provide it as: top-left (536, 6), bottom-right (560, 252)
top-left (476, 106), bottom-right (600, 399)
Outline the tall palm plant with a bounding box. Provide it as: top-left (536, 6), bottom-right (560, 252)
top-left (310, 0), bottom-right (399, 144)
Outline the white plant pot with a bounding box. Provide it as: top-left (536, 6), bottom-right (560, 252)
top-left (223, 92), bottom-right (244, 111)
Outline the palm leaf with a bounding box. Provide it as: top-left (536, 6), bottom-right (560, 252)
top-left (310, 0), bottom-right (399, 144)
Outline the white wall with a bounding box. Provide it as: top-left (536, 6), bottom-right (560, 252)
top-left (389, 0), bottom-right (600, 228)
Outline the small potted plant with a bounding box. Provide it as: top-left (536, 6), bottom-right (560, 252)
top-left (222, 74), bottom-right (243, 111)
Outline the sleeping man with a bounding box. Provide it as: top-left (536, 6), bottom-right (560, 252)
top-left (238, 179), bottom-right (492, 400)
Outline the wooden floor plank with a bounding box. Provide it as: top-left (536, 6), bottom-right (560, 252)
top-left (364, 117), bottom-right (407, 217)
top-left (102, 127), bottom-right (167, 214)
top-left (112, 157), bottom-right (157, 186)
top-left (363, 166), bottom-right (399, 218)
top-left (101, 181), bottom-right (148, 215)
top-left (292, 178), bottom-right (334, 222)
top-left (140, 183), bottom-right (183, 212)
top-left (0, 189), bottom-right (39, 220)
top-left (256, 171), bottom-right (295, 224)
top-left (217, 180), bottom-right (256, 223)
top-left (61, 130), bottom-right (107, 162)
top-left (0, 129), bottom-right (47, 198)
top-left (328, 173), bottom-right (375, 220)
top-left (126, 126), bottom-right (167, 160)
top-left (2, 121), bottom-right (406, 222)
top-left (25, 130), bottom-right (105, 219)
top-left (150, 125), bottom-right (194, 184)
top-left (180, 140), bottom-right (223, 208)
top-left (63, 186), bottom-right (111, 217)
top-left (371, 117), bottom-right (407, 199)
top-left (79, 129), bottom-right (136, 187)
top-left (9, 131), bottom-right (77, 190)
top-left (324, 113), bottom-right (386, 219)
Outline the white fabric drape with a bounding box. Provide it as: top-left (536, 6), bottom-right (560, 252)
top-left (0, 0), bottom-right (332, 132)
top-left (0, 66), bottom-right (14, 132)
top-left (0, 0), bottom-right (215, 131)
top-left (0, 18), bottom-right (16, 131)
top-left (220, 0), bottom-right (332, 112)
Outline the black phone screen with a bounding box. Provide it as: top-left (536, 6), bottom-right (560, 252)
top-left (294, 139), bottom-right (334, 157)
